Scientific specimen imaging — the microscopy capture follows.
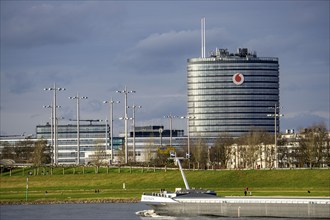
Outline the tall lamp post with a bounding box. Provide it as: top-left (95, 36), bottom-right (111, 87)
top-left (267, 103), bottom-right (284, 169)
top-left (180, 115), bottom-right (195, 162)
top-left (164, 114), bottom-right (178, 147)
top-left (69, 93), bottom-right (88, 165)
top-left (103, 98), bottom-right (120, 164)
top-left (43, 105), bottom-right (54, 164)
top-left (116, 86), bottom-right (135, 164)
top-left (128, 104), bottom-right (142, 162)
top-left (159, 128), bottom-right (163, 147)
top-left (99, 119), bottom-right (109, 163)
top-left (43, 105), bottom-right (61, 165)
top-left (44, 83), bottom-right (65, 165)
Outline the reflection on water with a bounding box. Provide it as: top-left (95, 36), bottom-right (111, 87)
top-left (0, 203), bottom-right (302, 220)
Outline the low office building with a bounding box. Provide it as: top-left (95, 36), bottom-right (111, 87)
top-left (36, 123), bottom-right (123, 165)
top-left (119, 125), bottom-right (185, 163)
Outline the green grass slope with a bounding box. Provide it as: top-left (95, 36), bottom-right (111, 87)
top-left (0, 168), bottom-right (329, 203)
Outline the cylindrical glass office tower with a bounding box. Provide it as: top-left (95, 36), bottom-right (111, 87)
top-left (187, 48), bottom-right (279, 137)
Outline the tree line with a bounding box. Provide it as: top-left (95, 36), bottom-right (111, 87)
top-left (152, 123), bottom-right (329, 169)
top-left (1, 139), bottom-right (50, 166)
top-left (1, 123), bottom-right (329, 169)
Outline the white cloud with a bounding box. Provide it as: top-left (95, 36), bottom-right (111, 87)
top-left (281, 111), bottom-right (329, 131)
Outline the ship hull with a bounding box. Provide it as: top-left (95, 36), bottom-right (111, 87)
top-left (146, 197), bottom-right (330, 218)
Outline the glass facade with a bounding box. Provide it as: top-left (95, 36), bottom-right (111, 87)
top-left (36, 123), bottom-right (123, 165)
top-left (187, 48), bottom-right (280, 137)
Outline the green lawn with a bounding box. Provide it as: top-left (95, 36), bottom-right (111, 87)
top-left (0, 167), bottom-right (329, 203)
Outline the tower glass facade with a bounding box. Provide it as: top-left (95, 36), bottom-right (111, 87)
top-left (187, 48), bottom-right (279, 137)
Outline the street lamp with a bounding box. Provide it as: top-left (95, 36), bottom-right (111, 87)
top-left (159, 128), bottom-right (163, 147)
top-left (118, 116), bottom-right (133, 163)
top-left (69, 93), bottom-right (88, 165)
top-left (267, 103), bottom-right (284, 168)
top-left (180, 115), bottom-right (195, 162)
top-left (43, 105), bottom-right (61, 165)
top-left (128, 104), bottom-right (142, 162)
top-left (43, 105), bottom-right (54, 164)
top-left (98, 119), bottom-right (109, 164)
top-left (44, 83), bottom-right (65, 165)
top-left (116, 86), bottom-right (135, 164)
top-left (103, 98), bottom-right (120, 164)
top-left (164, 114), bottom-right (178, 147)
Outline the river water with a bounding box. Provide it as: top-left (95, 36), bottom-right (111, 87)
top-left (0, 203), bottom-right (299, 220)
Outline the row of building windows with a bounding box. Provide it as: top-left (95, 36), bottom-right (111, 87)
top-left (188, 101), bottom-right (280, 108)
top-left (191, 119), bottom-right (278, 125)
top-left (36, 125), bottom-right (109, 134)
top-left (38, 133), bottom-right (106, 139)
top-left (188, 90), bottom-right (279, 96)
top-left (187, 69), bottom-right (279, 75)
top-left (58, 146), bottom-right (109, 152)
top-left (188, 83), bottom-right (279, 88)
top-left (188, 78), bottom-right (279, 84)
top-left (190, 125), bottom-right (276, 132)
top-left (187, 60), bottom-right (278, 67)
top-left (189, 95), bottom-right (278, 100)
top-left (188, 105), bottom-right (277, 110)
top-left (190, 111), bottom-right (278, 115)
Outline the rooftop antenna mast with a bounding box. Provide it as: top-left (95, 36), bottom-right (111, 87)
top-left (201, 17), bottom-right (206, 58)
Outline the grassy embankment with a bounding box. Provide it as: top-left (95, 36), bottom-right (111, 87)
top-left (0, 167), bottom-right (329, 204)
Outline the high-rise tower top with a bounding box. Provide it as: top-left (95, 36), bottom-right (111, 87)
top-left (188, 48), bottom-right (278, 63)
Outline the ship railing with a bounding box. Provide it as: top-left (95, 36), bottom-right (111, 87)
top-left (178, 198), bottom-right (329, 205)
top-left (150, 192), bottom-right (172, 198)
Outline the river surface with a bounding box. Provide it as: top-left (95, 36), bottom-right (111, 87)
top-left (0, 203), bottom-right (301, 220)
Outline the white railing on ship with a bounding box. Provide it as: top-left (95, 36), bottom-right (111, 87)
top-left (177, 198), bottom-right (329, 205)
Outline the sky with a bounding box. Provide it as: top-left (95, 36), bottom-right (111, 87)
top-left (1, 0), bottom-right (329, 137)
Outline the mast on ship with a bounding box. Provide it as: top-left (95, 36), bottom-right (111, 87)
top-left (173, 157), bottom-right (190, 190)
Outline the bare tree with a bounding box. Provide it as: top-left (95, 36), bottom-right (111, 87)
top-left (15, 139), bottom-right (34, 163)
top-left (92, 139), bottom-right (106, 167)
top-left (277, 137), bottom-right (289, 168)
top-left (235, 136), bottom-right (247, 168)
top-left (1, 142), bottom-right (14, 159)
top-left (298, 123), bottom-right (329, 168)
top-left (32, 139), bottom-right (48, 166)
top-left (114, 143), bottom-right (125, 165)
top-left (191, 136), bottom-right (208, 169)
top-left (246, 131), bottom-right (260, 169)
top-left (153, 151), bottom-right (168, 166)
top-left (238, 129), bottom-right (274, 169)
top-left (143, 135), bottom-right (155, 164)
top-left (325, 133), bottom-right (330, 166)
top-left (213, 133), bottom-right (234, 168)
top-left (153, 143), bottom-right (176, 167)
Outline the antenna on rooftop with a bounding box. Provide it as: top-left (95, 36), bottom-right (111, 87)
top-left (201, 17), bottom-right (206, 58)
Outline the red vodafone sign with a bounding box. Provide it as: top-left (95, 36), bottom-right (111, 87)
top-left (233, 73), bottom-right (244, 85)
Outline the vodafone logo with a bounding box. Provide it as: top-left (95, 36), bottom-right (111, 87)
top-left (233, 73), bottom-right (244, 85)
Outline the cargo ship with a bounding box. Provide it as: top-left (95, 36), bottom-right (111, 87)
top-left (140, 157), bottom-right (330, 218)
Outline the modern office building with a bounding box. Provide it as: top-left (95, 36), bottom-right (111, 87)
top-left (187, 48), bottom-right (280, 137)
top-left (125, 125), bottom-right (185, 163)
top-left (36, 123), bottom-right (123, 165)
top-left (34, 123), bottom-right (184, 165)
